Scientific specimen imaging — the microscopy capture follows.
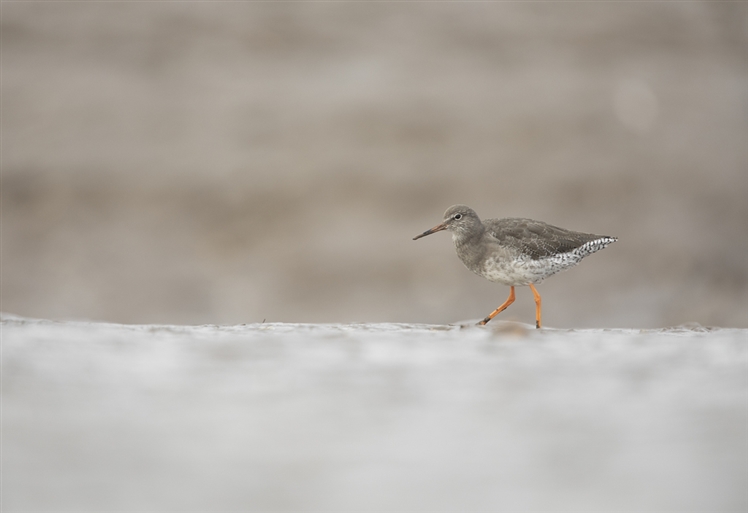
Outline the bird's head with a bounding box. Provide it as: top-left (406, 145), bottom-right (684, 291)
top-left (413, 205), bottom-right (481, 240)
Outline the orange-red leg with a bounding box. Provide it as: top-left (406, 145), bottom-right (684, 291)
top-left (478, 286), bottom-right (515, 325)
top-left (529, 283), bottom-right (542, 329)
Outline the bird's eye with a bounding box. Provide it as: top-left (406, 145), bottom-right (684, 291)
top-left (453, 213), bottom-right (463, 220)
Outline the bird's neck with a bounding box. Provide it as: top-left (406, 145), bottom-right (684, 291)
top-left (452, 224), bottom-right (485, 248)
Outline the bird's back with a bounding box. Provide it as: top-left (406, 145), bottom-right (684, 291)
top-left (483, 217), bottom-right (615, 260)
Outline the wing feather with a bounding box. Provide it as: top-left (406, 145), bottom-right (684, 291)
top-left (484, 218), bottom-right (606, 260)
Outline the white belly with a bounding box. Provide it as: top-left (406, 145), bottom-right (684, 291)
top-left (478, 253), bottom-right (583, 286)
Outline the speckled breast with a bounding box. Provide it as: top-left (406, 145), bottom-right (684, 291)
top-left (477, 254), bottom-right (571, 286)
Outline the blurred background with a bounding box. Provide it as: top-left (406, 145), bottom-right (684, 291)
top-left (2, 2), bottom-right (746, 328)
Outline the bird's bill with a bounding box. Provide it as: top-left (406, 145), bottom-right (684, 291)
top-left (412, 222), bottom-right (448, 240)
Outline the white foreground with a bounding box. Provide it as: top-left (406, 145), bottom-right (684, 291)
top-left (3, 314), bottom-right (747, 512)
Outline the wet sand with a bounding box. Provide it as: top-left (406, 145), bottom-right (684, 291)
top-left (4, 315), bottom-right (746, 511)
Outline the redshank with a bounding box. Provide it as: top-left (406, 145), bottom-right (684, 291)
top-left (413, 205), bottom-right (617, 328)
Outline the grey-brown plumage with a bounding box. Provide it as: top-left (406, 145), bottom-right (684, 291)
top-left (413, 205), bottom-right (617, 328)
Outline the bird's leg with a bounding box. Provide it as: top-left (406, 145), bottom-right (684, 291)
top-left (529, 283), bottom-right (542, 329)
top-left (478, 286), bottom-right (515, 326)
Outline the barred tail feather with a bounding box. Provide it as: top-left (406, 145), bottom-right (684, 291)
top-left (575, 236), bottom-right (617, 259)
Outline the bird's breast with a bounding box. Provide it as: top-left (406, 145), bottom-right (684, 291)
top-left (454, 239), bottom-right (530, 286)
top-left (478, 255), bottom-right (539, 286)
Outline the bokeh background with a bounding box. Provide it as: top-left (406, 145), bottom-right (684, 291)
top-left (3, 2), bottom-right (746, 328)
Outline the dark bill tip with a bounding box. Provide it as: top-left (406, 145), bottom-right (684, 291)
top-left (412, 222), bottom-right (447, 241)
